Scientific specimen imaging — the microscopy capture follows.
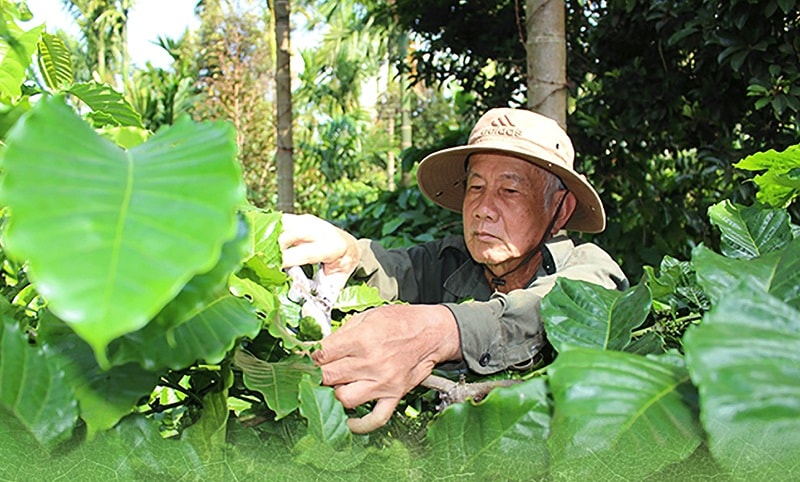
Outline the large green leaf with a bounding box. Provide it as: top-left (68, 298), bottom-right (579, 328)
top-left (151, 214), bottom-right (250, 330)
top-left (547, 348), bottom-right (702, 480)
top-left (684, 287), bottom-right (800, 480)
top-left (67, 81), bottom-right (143, 128)
top-left (0, 22), bottom-right (42, 100)
top-left (109, 294), bottom-right (260, 371)
top-left (234, 349), bottom-right (321, 419)
top-left (37, 313), bottom-right (159, 438)
top-left (693, 239), bottom-right (800, 310)
top-left (37, 31), bottom-right (72, 90)
top-left (0, 96), bottom-right (245, 364)
top-left (424, 377), bottom-right (551, 479)
top-left (0, 317), bottom-right (78, 448)
top-left (708, 200), bottom-right (793, 259)
top-left (542, 279), bottom-right (651, 352)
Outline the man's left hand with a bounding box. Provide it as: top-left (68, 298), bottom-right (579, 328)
top-left (311, 304), bottom-right (462, 433)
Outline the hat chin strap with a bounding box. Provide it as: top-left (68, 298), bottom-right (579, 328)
top-left (487, 191), bottom-right (569, 291)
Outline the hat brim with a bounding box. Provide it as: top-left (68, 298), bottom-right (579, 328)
top-left (416, 143), bottom-right (606, 233)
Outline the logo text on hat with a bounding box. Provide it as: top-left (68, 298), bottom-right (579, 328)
top-left (472, 114), bottom-right (522, 141)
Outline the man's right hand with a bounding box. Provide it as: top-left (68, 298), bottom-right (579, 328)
top-left (278, 213), bottom-right (361, 293)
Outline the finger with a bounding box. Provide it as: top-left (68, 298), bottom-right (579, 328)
top-left (316, 356), bottom-right (368, 387)
top-left (332, 378), bottom-right (385, 408)
top-left (347, 397), bottom-right (399, 434)
top-left (311, 317), bottom-right (366, 365)
top-left (281, 243), bottom-right (325, 268)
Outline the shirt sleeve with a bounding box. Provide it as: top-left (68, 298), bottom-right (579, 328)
top-left (445, 240), bottom-right (629, 375)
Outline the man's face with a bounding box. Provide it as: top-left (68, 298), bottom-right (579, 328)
top-left (462, 153), bottom-right (557, 272)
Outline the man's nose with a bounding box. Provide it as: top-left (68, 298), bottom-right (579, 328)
top-left (473, 192), bottom-right (498, 220)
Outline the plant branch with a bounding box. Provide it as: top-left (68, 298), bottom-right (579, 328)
top-left (420, 374), bottom-right (523, 409)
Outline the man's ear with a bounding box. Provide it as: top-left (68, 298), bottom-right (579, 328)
top-left (551, 191), bottom-right (577, 235)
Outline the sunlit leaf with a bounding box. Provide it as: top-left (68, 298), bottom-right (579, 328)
top-left (0, 22), bottom-right (42, 99)
top-left (425, 377), bottom-right (550, 479)
top-left (234, 349), bottom-right (321, 419)
top-left (37, 31), bottom-right (72, 90)
top-left (542, 279), bottom-right (651, 352)
top-left (243, 207), bottom-right (283, 267)
top-left (0, 96), bottom-right (245, 364)
top-left (0, 317), bottom-right (78, 448)
top-left (708, 200), bottom-right (793, 259)
top-left (67, 81), bottom-right (144, 127)
top-left (97, 125), bottom-right (149, 149)
top-left (548, 348), bottom-right (702, 480)
top-left (684, 286), bottom-right (800, 480)
top-left (734, 145), bottom-right (800, 208)
top-left (335, 283), bottom-right (385, 312)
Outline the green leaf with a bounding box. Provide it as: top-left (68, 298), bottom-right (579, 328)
top-left (334, 283), bottom-right (385, 312)
top-left (0, 415), bottom-right (205, 479)
top-left (109, 294), bottom-right (260, 371)
top-left (692, 239), bottom-right (800, 310)
top-left (97, 125), bottom-right (149, 149)
top-left (182, 367), bottom-right (232, 464)
top-left (243, 207), bottom-right (283, 268)
top-left (36, 32), bottom-right (72, 90)
top-left (542, 279), bottom-right (651, 352)
top-left (38, 313), bottom-right (159, 438)
top-left (67, 81), bottom-right (144, 128)
top-left (229, 275), bottom-right (306, 350)
top-left (548, 348), bottom-right (702, 480)
top-left (643, 255), bottom-right (709, 312)
top-left (297, 374), bottom-right (351, 450)
top-left (684, 287), bottom-right (800, 480)
top-left (0, 317), bottom-right (78, 448)
top-left (708, 200), bottom-right (793, 259)
top-left (734, 144), bottom-right (800, 208)
top-left (151, 214), bottom-right (249, 330)
top-left (0, 96), bottom-right (245, 364)
top-left (234, 349), bottom-right (321, 419)
top-left (0, 22), bottom-right (42, 100)
top-left (424, 377), bottom-right (550, 479)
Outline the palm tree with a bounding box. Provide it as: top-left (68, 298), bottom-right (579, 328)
top-left (61, 0), bottom-right (134, 87)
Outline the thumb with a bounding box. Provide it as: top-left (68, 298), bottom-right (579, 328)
top-left (346, 397), bottom-right (399, 434)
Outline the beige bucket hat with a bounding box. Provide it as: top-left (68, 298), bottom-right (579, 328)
top-left (416, 107), bottom-right (606, 233)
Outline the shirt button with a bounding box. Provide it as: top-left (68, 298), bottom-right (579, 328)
top-left (479, 352), bottom-right (491, 367)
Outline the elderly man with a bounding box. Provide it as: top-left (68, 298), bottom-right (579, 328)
top-left (279, 108), bottom-right (627, 432)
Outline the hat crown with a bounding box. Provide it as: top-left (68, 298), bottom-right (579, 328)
top-left (468, 108), bottom-right (575, 169)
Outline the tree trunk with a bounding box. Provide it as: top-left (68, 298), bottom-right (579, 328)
top-left (525, 0), bottom-right (567, 129)
top-left (398, 33), bottom-right (413, 188)
top-left (273, 0), bottom-right (294, 212)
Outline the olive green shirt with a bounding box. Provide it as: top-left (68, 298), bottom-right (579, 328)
top-left (352, 234), bottom-right (628, 375)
